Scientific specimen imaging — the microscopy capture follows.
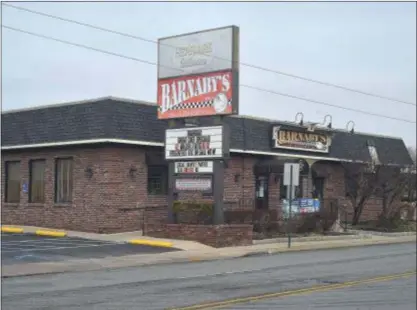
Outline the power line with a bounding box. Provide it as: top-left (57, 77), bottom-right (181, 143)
top-left (2, 24), bottom-right (416, 125)
top-left (3, 2), bottom-right (416, 107)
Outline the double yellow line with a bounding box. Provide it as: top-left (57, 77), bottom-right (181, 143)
top-left (172, 271), bottom-right (416, 310)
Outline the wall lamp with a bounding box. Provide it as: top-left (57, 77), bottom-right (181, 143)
top-left (129, 166), bottom-right (137, 179)
top-left (84, 166), bottom-right (93, 179)
top-left (322, 114), bottom-right (333, 129)
top-left (295, 112), bottom-right (304, 126)
top-left (346, 120), bottom-right (355, 134)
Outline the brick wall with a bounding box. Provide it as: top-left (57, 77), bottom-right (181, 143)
top-left (1, 145), bottom-right (392, 233)
top-left (147, 224), bottom-right (253, 247)
top-left (1, 144), bottom-right (166, 233)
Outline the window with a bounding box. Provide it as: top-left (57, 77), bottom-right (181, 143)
top-left (55, 158), bottom-right (73, 203)
top-left (5, 161), bottom-right (20, 203)
top-left (279, 175), bottom-right (287, 200)
top-left (312, 177), bottom-right (325, 200)
top-left (29, 160), bottom-right (46, 203)
top-left (147, 165), bottom-right (168, 195)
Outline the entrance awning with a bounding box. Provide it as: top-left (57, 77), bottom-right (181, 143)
top-left (254, 158), bottom-right (310, 175)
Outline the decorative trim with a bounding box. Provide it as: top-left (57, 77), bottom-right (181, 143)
top-left (2, 138), bottom-right (403, 165)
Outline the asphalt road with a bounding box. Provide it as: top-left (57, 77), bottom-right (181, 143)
top-left (1, 233), bottom-right (179, 265)
top-left (2, 243), bottom-right (416, 310)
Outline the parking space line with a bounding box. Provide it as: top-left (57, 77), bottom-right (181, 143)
top-left (1, 242), bottom-right (108, 250)
top-left (1, 242), bottom-right (132, 253)
top-left (1, 238), bottom-right (116, 245)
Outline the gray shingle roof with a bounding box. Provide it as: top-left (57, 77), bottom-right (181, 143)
top-left (1, 97), bottom-right (413, 166)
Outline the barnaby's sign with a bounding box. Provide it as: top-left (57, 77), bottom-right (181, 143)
top-left (165, 126), bottom-right (226, 160)
top-left (157, 26), bottom-right (239, 79)
top-left (175, 161), bottom-right (213, 174)
top-left (272, 126), bottom-right (332, 153)
top-left (157, 71), bottom-right (234, 119)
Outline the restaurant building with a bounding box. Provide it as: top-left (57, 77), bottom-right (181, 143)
top-left (1, 97), bottom-right (413, 235)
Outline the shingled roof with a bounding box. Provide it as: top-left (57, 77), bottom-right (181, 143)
top-left (1, 97), bottom-right (413, 166)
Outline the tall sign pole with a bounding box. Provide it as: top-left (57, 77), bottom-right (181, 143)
top-left (284, 163), bottom-right (300, 248)
top-left (157, 26), bottom-right (239, 225)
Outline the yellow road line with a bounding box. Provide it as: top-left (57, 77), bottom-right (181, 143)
top-left (128, 239), bottom-right (173, 248)
top-left (1, 226), bottom-right (24, 233)
top-left (171, 271), bottom-right (417, 310)
top-left (35, 230), bottom-right (67, 237)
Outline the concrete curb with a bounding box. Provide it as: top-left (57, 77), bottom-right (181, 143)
top-left (2, 235), bottom-right (415, 278)
top-left (1, 225), bottom-right (175, 248)
top-left (244, 236), bottom-right (417, 257)
top-left (1, 226), bottom-right (24, 234)
top-left (35, 230), bottom-right (67, 238)
top-left (128, 239), bottom-right (173, 248)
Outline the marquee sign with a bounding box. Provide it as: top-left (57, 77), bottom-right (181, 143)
top-left (174, 177), bottom-right (213, 193)
top-left (165, 126), bottom-right (225, 160)
top-left (272, 126), bottom-right (331, 153)
top-left (175, 161), bottom-right (213, 174)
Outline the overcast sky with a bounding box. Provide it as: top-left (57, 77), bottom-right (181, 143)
top-left (2, 2), bottom-right (416, 147)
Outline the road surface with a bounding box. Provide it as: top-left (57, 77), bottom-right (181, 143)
top-left (2, 243), bottom-right (416, 310)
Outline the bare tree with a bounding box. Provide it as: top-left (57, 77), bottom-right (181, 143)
top-left (343, 161), bottom-right (382, 225)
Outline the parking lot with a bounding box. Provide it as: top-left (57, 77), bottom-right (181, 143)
top-left (1, 233), bottom-right (179, 265)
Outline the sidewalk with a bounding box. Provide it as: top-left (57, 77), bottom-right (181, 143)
top-left (2, 232), bottom-right (415, 278)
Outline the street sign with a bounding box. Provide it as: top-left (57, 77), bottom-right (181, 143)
top-left (283, 163), bottom-right (300, 186)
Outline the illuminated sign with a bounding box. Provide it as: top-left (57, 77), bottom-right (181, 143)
top-left (272, 126), bottom-right (331, 153)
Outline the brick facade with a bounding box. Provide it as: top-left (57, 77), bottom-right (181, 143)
top-left (1, 144), bottom-right (395, 235)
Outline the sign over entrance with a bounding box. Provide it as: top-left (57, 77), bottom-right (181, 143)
top-left (272, 126), bottom-right (331, 153)
top-left (165, 126), bottom-right (224, 160)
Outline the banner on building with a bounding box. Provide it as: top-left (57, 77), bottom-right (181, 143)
top-left (157, 26), bottom-right (239, 119)
top-left (272, 126), bottom-right (332, 153)
top-left (165, 126), bottom-right (227, 160)
top-left (282, 198), bottom-right (321, 219)
top-left (175, 161), bottom-right (213, 174)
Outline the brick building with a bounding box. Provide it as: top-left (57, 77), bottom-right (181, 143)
top-left (1, 97), bottom-right (413, 234)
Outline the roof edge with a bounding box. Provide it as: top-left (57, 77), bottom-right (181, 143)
top-left (0, 138), bottom-right (358, 163)
top-left (1, 96), bottom-right (157, 115)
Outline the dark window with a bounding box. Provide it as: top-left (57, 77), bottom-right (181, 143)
top-left (147, 165), bottom-right (168, 195)
top-left (312, 177), bottom-right (325, 200)
top-left (55, 158), bottom-right (73, 203)
top-left (255, 175), bottom-right (269, 209)
top-left (5, 161), bottom-right (20, 203)
top-left (29, 160), bottom-right (46, 203)
top-left (279, 175), bottom-right (287, 200)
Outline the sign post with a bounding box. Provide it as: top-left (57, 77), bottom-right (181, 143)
top-left (284, 163), bottom-right (300, 248)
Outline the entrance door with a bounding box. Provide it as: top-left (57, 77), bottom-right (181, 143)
top-left (255, 175), bottom-right (269, 209)
top-left (312, 177), bottom-right (325, 201)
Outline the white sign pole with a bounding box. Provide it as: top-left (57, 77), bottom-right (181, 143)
top-left (283, 163), bottom-right (300, 249)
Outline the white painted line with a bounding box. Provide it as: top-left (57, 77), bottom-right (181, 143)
top-left (1, 243), bottom-right (128, 253)
top-left (1, 242), bottom-right (108, 251)
top-left (1, 238), bottom-right (115, 245)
